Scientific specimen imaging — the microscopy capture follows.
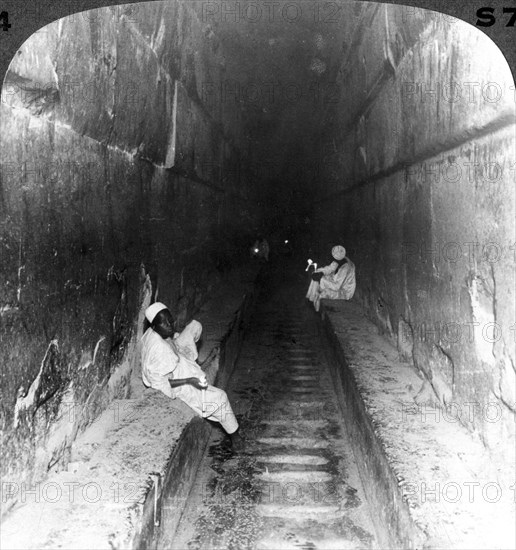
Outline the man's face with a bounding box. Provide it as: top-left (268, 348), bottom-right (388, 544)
top-left (153, 309), bottom-right (175, 339)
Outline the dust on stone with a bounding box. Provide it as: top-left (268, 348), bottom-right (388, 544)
top-left (188, 438), bottom-right (263, 550)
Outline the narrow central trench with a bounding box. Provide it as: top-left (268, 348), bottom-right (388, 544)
top-left (170, 264), bottom-right (377, 549)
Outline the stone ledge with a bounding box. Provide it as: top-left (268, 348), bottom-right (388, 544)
top-left (320, 298), bottom-right (515, 550)
top-left (0, 266), bottom-right (259, 550)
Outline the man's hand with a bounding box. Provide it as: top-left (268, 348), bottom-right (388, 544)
top-left (168, 376), bottom-right (206, 389)
top-left (311, 272), bottom-right (323, 282)
top-left (189, 377), bottom-right (208, 390)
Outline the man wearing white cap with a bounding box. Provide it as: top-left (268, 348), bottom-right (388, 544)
top-left (141, 302), bottom-right (244, 449)
top-left (306, 245), bottom-right (356, 312)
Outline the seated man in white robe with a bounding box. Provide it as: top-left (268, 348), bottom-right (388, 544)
top-left (306, 245), bottom-right (356, 312)
top-left (141, 302), bottom-right (244, 450)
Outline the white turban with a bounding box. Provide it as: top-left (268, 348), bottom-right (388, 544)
top-left (331, 245), bottom-right (346, 261)
top-left (145, 302), bottom-right (168, 323)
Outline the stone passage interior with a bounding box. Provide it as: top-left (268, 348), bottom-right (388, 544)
top-left (170, 264), bottom-right (379, 550)
top-left (0, 0), bottom-right (514, 546)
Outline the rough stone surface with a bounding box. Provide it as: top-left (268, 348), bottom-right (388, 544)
top-left (0, 265), bottom-right (258, 549)
top-left (313, 5), bottom-right (516, 454)
top-left (0, 2), bottom-right (257, 515)
top-left (1, 0), bottom-right (515, 538)
top-left (321, 298), bottom-right (515, 550)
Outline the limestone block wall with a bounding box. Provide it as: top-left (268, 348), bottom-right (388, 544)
top-left (313, 4), bottom-right (516, 451)
top-left (0, 1), bottom-right (254, 511)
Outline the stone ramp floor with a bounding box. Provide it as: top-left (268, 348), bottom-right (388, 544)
top-left (321, 298), bottom-right (516, 550)
top-left (170, 267), bottom-right (378, 549)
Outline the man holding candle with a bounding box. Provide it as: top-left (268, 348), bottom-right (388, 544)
top-left (141, 302), bottom-right (244, 449)
top-left (306, 245), bottom-right (356, 312)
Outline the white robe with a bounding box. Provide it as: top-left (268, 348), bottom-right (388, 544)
top-left (141, 321), bottom-right (239, 434)
top-left (306, 259), bottom-right (356, 311)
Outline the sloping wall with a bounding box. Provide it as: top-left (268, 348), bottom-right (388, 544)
top-left (313, 4), bottom-right (515, 452)
top-left (0, 1), bottom-right (254, 509)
